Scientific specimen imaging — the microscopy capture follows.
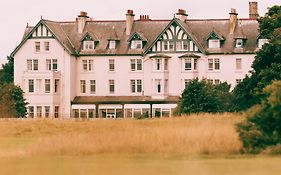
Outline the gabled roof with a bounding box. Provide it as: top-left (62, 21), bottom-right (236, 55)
top-left (206, 29), bottom-right (224, 40)
top-left (80, 31), bottom-right (99, 42)
top-left (12, 17), bottom-right (259, 56)
top-left (127, 32), bottom-right (148, 42)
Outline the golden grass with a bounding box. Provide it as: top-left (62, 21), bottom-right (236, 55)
top-left (0, 113), bottom-right (244, 156)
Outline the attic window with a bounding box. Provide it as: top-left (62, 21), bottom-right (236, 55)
top-left (208, 39), bottom-right (220, 48)
top-left (109, 40), bottom-right (116, 49)
top-left (235, 39), bottom-right (243, 48)
top-left (83, 41), bottom-right (94, 50)
top-left (131, 40), bottom-right (142, 49)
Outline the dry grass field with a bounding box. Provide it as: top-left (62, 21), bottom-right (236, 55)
top-left (0, 113), bottom-right (281, 175)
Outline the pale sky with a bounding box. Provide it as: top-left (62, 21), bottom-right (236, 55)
top-left (0, 0), bottom-right (280, 65)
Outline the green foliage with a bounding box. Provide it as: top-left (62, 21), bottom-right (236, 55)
top-left (0, 84), bottom-right (27, 118)
top-left (177, 79), bottom-right (232, 114)
top-left (232, 5), bottom-right (281, 111)
top-left (237, 81), bottom-right (281, 153)
top-left (0, 56), bottom-right (14, 85)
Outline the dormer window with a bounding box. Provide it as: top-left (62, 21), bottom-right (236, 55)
top-left (83, 41), bottom-right (94, 50)
top-left (208, 39), bottom-right (220, 48)
top-left (258, 39), bottom-right (268, 48)
top-left (235, 39), bottom-right (243, 48)
top-left (109, 40), bottom-right (116, 49)
top-left (131, 40), bottom-right (142, 49)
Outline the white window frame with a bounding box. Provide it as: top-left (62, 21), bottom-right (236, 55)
top-left (83, 41), bottom-right (94, 50)
top-left (27, 59), bottom-right (38, 71)
top-left (236, 58), bottom-right (242, 70)
top-left (45, 106), bottom-right (50, 118)
top-left (155, 79), bottom-right (162, 94)
top-left (54, 79), bottom-right (59, 93)
top-left (28, 79), bottom-right (34, 93)
top-left (109, 80), bottom-right (115, 93)
top-left (155, 58), bottom-right (162, 71)
top-left (46, 59), bottom-right (58, 71)
top-left (37, 106), bottom-right (42, 118)
top-left (45, 79), bottom-right (51, 93)
top-left (208, 58), bottom-right (220, 71)
top-left (90, 80), bottom-right (96, 94)
top-left (130, 59), bottom-right (142, 71)
top-left (109, 40), bottom-right (116, 49)
top-left (35, 42), bottom-right (40, 52)
top-left (208, 39), bottom-right (220, 48)
top-left (235, 39), bottom-right (243, 48)
top-left (80, 80), bottom-right (86, 93)
top-left (130, 79), bottom-right (142, 93)
top-left (109, 59), bottom-right (115, 71)
top-left (54, 106), bottom-right (59, 118)
top-left (131, 40), bottom-right (142, 49)
top-left (44, 41), bottom-right (50, 51)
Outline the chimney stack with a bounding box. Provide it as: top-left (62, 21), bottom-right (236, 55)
top-left (139, 15), bottom-right (151, 21)
top-left (229, 8), bottom-right (238, 34)
top-left (175, 9), bottom-right (188, 21)
top-left (126, 10), bottom-right (135, 35)
top-left (249, 2), bottom-right (259, 19)
top-left (77, 11), bottom-right (89, 34)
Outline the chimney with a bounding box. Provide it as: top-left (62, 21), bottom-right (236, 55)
top-left (126, 10), bottom-right (135, 35)
top-left (249, 2), bottom-right (259, 19)
top-left (229, 8), bottom-right (238, 34)
top-left (175, 9), bottom-right (188, 21)
top-left (77, 11), bottom-right (89, 34)
top-left (139, 15), bottom-right (151, 21)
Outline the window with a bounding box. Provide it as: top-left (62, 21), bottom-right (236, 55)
top-left (169, 41), bottom-right (174, 51)
top-left (214, 79), bottom-right (220, 85)
top-left (28, 80), bottom-right (34, 93)
top-left (185, 58), bottom-right (192, 70)
top-left (236, 58), bottom-right (242, 70)
top-left (45, 106), bottom-right (50, 118)
top-left (130, 59), bottom-right (142, 71)
top-left (33, 60), bottom-right (38, 71)
top-left (155, 79), bottom-right (162, 93)
top-left (176, 41), bottom-right (182, 50)
top-left (28, 106), bottom-right (34, 118)
top-left (83, 41), bottom-right (94, 50)
top-left (36, 79), bottom-right (41, 92)
top-left (155, 59), bottom-right (162, 71)
top-left (258, 39), bottom-right (268, 48)
top-left (164, 79), bottom-right (168, 94)
top-left (46, 59), bottom-right (57, 71)
top-left (90, 80), bottom-right (96, 94)
top-left (131, 40), bottom-right (142, 49)
top-left (194, 58), bottom-right (198, 70)
top-left (235, 39), bottom-right (243, 48)
top-left (52, 59), bottom-right (57, 71)
top-left (46, 59), bottom-right (51, 70)
top-left (27, 60), bottom-right (32, 71)
top-left (236, 79), bottom-right (242, 84)
top-left (163, 41), bottom-right (169, 51)
top-left (164, 59), bottom-right (168, 71)
top-left (184, 79), bottom-right (191, 89)
top-left (54, 106), bottom-right (59, 118)
top-left (54, 79), bottom-right (59, 93)
top-left (176, 41), bottom-right (189, 51)
top-left (109, 80), bottom-right (115, 93)
top-left (208, 58), bottom-right (220, 71)
top-left (183, 40), bottom-right (189, 50)
top-left (109, 40), bottom-right (116, 49)
top-left (109, 59), bottom-right (115, 71)
top-left (44, 41), bottom-right (50, 51)
top-left (37, 106), bottom-right (42, 118)
top-left (82, 60), bottom-right (93, 72)
top-left (131, 80), bottom-right (142, 93)
top-left (27, 59), bottom-right (38, 71)
top-left (35, 42), bottom-right (40, 52)
top-left (45, 79), bottom-right (51, 93)
top-left (80, 80), bottom-right (86, 93)
top-left (208, 39), bottom-right (220, 48)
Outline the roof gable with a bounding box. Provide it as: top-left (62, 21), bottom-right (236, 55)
top-left (80, 32), bottom-right (99, 42)
top-left (127, 32), bottom-right (148, 42)
top-left (206, 30), bottom-right (224, 40)
top-left (11, 20), bottom-right (75, 56)
top-left (145, 18), bottom-right (205, 54)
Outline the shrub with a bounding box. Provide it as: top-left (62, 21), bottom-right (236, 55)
top-left (237, 80), bottom-right (281, 153)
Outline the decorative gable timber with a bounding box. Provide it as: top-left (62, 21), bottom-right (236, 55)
top-left (206, 30), bottom-right (224, 41)
top-left (31, 23), bottom-right (53, 38)
top-left (80, 32), bottom-right (98, 42)
top-left (11, 19), bottom-right (76, 57)
top-left (145, 18), bottom-right (204, 54)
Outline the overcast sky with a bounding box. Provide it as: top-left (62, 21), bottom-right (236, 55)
top-left (0, 0), bottom-right (280, 65)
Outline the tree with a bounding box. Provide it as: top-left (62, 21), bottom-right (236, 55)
top-left (232, 5), bottom-right (281, 111)
top-left (0, 56), bottom-right (14, 85)
top-left (0, 84), bottom-right (27, 118)
top-left (177, 79), bottom-right (232, 114)
top-left (237, 80), bottom-right (281, 153)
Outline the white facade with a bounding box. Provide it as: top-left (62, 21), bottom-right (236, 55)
top-left (12, 8), bottom-right (262, 119)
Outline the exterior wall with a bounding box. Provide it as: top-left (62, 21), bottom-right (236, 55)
top-left (14, 38), bottom-right (74, 118)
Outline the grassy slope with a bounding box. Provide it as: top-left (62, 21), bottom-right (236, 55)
top-left (0, 113), bottom-right (280, 175)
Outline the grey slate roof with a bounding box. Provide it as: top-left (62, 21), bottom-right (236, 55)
top-left (20, 17), bottom-right (260, 56)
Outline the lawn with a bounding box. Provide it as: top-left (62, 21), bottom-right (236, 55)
top-left (0, 113), bottom-right (280, 175)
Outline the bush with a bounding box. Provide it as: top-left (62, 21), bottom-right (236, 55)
top-left (237, 80), bottom-right (281, 153)
top-left (177, 79), bottom-right (232, 114)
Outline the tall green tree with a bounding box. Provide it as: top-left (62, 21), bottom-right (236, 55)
top-left (0, 84), bottom-right (27, 118)
top-left (232, 5), bottom-right (281, 111)
top-left (0, 56), bottom-right (14, 85)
